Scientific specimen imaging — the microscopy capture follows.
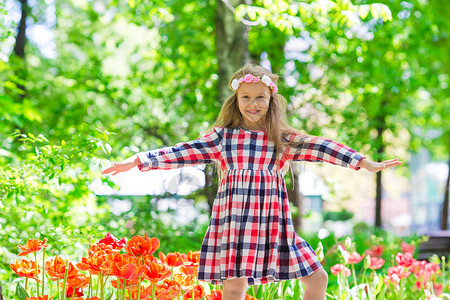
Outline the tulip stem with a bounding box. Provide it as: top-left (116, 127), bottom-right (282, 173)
top-left (56, 279), bottom-right (60, 300)
top-left (25, 277), bottom-right (29, 292)
top-left (89, 274), bottom-right (92, 298)
top-left (62, 260), bottom-right (69, 300)
top-left (34, 252), bottom-right (40, 297)
top-left (151, 283), bottom-right (155, 300)
top-left (136, 275), bottom-right (142, 300)
top-left (96, 273), bottom-right (100, 297)
top-left (100, 273), bottom-right (104, 300)
top-left (122, 279), bottom-right (127, 300)
top-left (42, 248), bottom-right (46, 296)
top-left (351, 264), bottom-right (357, 287)
top-left (443, 256), bottom-right (446, 291)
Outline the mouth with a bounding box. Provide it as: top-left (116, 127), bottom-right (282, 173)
top-left (247, 110), bottom-right (261, 115)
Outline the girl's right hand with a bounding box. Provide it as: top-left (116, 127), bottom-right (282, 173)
top-left (102, 156), bottom-right (141, 176)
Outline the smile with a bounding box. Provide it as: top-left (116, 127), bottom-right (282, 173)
top-left (247, 110), bottom-right (260, 114)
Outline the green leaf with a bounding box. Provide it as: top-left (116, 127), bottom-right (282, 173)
top-left (105, 292), bottom-right (114, 300)
top-left (15, 283), bottom-right (29, 300)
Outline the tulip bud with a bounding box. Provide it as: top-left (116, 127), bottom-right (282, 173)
top-left (316, 242), bottom-right (324, 262)
top-left (345, 237), bottom-right (352, 250)
top-left (364, 254), bottom-right (371, 269)
top-left (338, 245), bottom-right (349, 264)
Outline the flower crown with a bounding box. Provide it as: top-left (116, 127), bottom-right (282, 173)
top-left (231, 73), bottom-right (278, 94)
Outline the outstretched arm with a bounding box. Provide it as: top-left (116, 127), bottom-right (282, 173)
top-left (102, 155), bottom-right (141, 176)
top-left (284, 134), bottom-right (402, 172)
top-left (358, 157), bottom-right (403, 172)
top-left (102, 127), bottom-right (223, 176)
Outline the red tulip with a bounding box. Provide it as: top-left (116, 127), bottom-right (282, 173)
top-left (401, 241), bottom-right (415, 254)
top-left (66, 287), bottom-right (84, 298)
top-left (143, 261), bottom-right (171, 283)
top-left (388, 266), bottom-right (411, 279)
top-left (97, 233), bottom-right (127, 250)
top-left (110, 263), bottom-right (145, 281)
top-left (330, 264), bottom-right (351, 277)
top-left (18, 239), bottom-right (48, 256)
top-left (183, 284), bottom-right (205, 300)
top-left (45, 256), bottom-right (79, 280)
top-left (159, 252), bottom-right (184, 267)
top-left (126, 233), bottom-right (159, 258)
top-left (368, 257), bottom-right (385, 270)
top-left (365, 245), bottom-right (384, 257)
top-left (395, 252), bottom-right (415, 268)
top-left (26, 296), bottom-right (52, 300)
top-left (67, 273), bottom-right (89, 288)
top-left (205, 290), bottom-right (223, 300)
top-left (348, 252), bottom-right (364, 264)
top-left (11, 259), bottom-right (40, 280)
top-left (155, 279), bottom-right (182, 300)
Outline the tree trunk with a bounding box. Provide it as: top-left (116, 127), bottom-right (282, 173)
top-left (441, 147), bottom-right (450, 230)
top-left (205, 0), bottom-right (249, 215)
top-left (12, 0), bottom-right (28, 99)
top-left (375, 120), bottom-right (385, 228)
top-left (215, 0), bottom-right (249, 102)
top-left (14, 0), bottom-right (27, 58)
top-left (287, 165), bottom-right (303, 231)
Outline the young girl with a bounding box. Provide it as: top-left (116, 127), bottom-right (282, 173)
top-left (102, 65), bottom-right (402, 300)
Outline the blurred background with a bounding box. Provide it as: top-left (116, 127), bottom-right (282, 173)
top-left (0, 0), bottom-right (448, 278)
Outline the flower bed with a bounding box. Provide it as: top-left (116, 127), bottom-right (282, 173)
top-left (6, 233), bottom-right (450, 300)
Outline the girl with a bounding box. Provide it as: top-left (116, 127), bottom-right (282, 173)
top-left (102, 65), bottom-right (402, 300)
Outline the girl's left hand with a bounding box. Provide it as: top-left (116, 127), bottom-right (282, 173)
top-left (359, 158), bottom-right (403, 172)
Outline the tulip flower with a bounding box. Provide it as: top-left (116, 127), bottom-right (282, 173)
top-left (348, 252), bottom-right (364, 264)
top-left (395, 252), bottom-right (415, 268)
top-left (330, 264), bottom-right (351, 277)
top-left (126, 233), bottom-right (160, 258)
top-left (365, 245), bottom-right (384, 257)
top-left (173, 273), bottom-right (195, 288)
top-left (18, 239), bottom-right (49, 256)
top-left (183, 284), bottom-right (205, 300)
top-left (129, 285), bottom-right (150, 300)
top-left (45, 256), bottom-right (79, 280)
top-left (368, 257), bottom-right (385, 270)
top-left (11, 259), bottom-right (40, 280)
top-left (205, 290), bottom-right (223, 300)
top-left (401, 241), bottom-right (415, 254)
top-left (143, 261), bottom-right (171, 283)
top-left (159, 252), bottom-right (184, 268)
top-left (67, 273), bottom-right (89, 289)
top-left (388, 266), bottom-right (411, 279)
top-left (76, 253), bottom-right (107, 275)
top-left (155, 278), bottom-right (182, 300)
top-left (66, 287), bottom-right (84, 298)
top-left (26, 296), bottom-right (52, 300)
top-left (110, 262), bottom-right (145, 281)
top-left (97, 233), bottom-right (127, 250)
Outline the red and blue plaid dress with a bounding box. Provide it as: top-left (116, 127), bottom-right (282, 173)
top-left (137, 126), bottom-right (366, 285)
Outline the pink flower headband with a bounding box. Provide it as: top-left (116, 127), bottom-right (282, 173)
top-left (231, 73), bottom-right (278, 94)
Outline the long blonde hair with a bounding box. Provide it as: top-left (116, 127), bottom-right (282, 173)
top-left (209, 64), bottom-right (311, 183)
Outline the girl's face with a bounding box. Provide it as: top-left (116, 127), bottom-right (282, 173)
top-left (237, 81), bottom-right (271, 130)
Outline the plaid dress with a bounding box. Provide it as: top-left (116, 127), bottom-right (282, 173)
top-left (137, 126), bottom-right (366, 285)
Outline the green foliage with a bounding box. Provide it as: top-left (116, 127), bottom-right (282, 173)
top-left (323, 209), bottom-right (354, 221)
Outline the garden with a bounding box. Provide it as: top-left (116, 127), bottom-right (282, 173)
top-left (1, 0), bottom-right (449, 299)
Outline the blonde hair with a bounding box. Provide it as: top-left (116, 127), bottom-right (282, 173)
top-left (208, 64), bottom-right (311, 183)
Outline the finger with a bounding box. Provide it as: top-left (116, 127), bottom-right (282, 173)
top-left (383, 158), bottom-right (400, 163)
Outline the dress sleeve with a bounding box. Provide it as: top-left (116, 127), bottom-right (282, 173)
top-left (283, 133), bottom-right (366, 171)
top-left (136, 126), bottom-right (223, 171)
